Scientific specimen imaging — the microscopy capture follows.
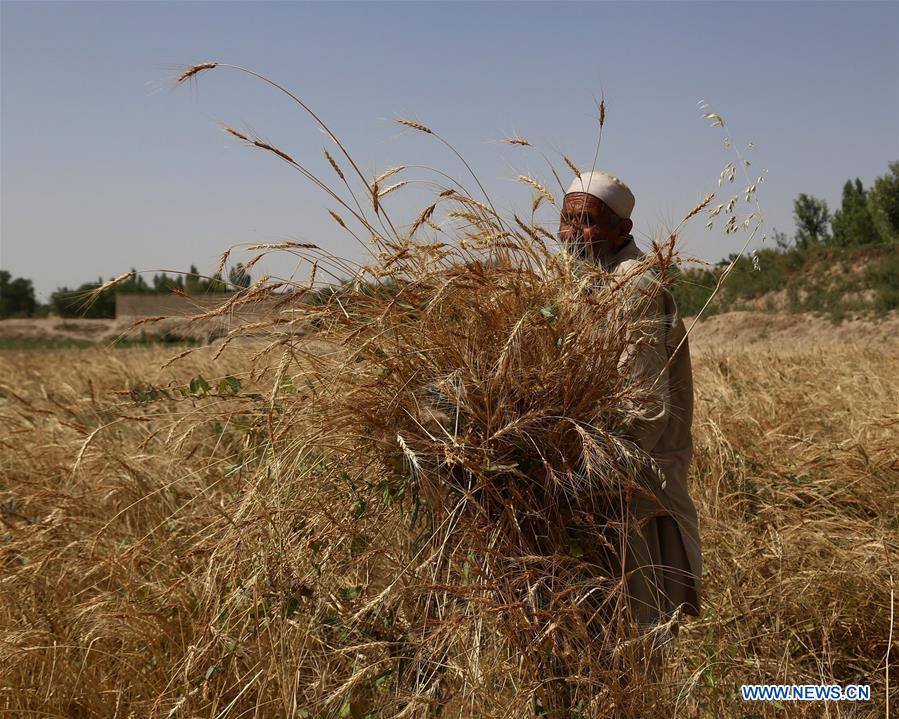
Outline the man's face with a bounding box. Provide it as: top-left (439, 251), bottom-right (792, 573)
top-left (559, 192), bottom-right (631, 264)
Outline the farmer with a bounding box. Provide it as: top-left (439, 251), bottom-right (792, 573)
top-left (558, 171), bottom-right (703, 658)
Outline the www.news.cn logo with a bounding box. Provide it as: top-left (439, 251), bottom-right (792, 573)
top-left (741, 684), bottom-right (871, 702)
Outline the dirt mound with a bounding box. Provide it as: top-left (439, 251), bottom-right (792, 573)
top-left (685, 309), bottom-right (899, 354)
top-left (0, 317), bottom-right (231, 344)
top-left (0, 318), bottom-right (116, 342)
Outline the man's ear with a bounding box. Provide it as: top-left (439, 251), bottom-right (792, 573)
top-left (621, 217), bottom-right (633, 235)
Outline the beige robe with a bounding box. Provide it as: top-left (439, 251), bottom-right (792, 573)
top-left (603, 238), bottom-right (702, 629)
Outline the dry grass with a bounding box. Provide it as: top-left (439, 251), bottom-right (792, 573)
top-left (0, 342), bottom-right (895, 716)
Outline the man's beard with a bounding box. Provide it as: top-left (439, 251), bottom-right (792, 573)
top-left (563, 234), bottom-right (592, 261)
top-left (564, 238), bottom-right (613, 268)
top-left (592, 239), bottom-right (620, 269)
top-left (572, 241), bottom-right (590, 260)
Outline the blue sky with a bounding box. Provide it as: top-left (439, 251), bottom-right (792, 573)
top-left (2, 0), bottom-right (897, 301)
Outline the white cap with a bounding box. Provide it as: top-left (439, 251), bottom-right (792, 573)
top-left (565, 170), bottom-right (635, 219)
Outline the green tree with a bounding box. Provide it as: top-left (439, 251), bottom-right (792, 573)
top-left (867, 160), bottom-right (899, 244)
top-left (185, 264), bottom-right (203, 294)
top-left (773, 227), bottom-right (791, 249)
top-left (206, 271), bottom-right (228, 293)
top-left (228, 263), bottom-right (252, 289)
top-left (153, 272), bottom-right (184, 293)
top-left (830, 178), bottom-right (878, 247)
top-left (110, 268), bottom-right (151, 294)
top-left (50, 279), bottom-right (116, 318)
top-left (184, 264), bottom-right (227, 293)
top-left (0, 271), bottom-right (38, 317)
top-left (792, 193), bottom-right (831, 249)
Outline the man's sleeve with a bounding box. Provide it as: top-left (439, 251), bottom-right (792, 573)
top-left (617, 274), bottom-right (672, 457)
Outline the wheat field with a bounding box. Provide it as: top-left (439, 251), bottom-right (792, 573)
top-left (1, 330), bottom-right (895, 717)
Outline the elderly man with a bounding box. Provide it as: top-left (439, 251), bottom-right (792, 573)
top-left (558, 171), bottom-right (703, 656)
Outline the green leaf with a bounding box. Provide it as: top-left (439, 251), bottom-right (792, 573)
top-left (540, 304), bottom-right (557, 320)
top-left (278, 375), bottom-right (296, 394)
top-left (188, 375), bottom-right (211, 395)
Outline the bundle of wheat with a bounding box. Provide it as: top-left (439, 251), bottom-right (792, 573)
top-left (248, 221), bottom-right (683, 714)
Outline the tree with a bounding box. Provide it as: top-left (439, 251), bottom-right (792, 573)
top-left (185, 264), bottom-right (203, 294)
top-left (113, 268), bottom-right (151, 294)
top-left (792, 193), bottom-right (831, 249)
top-left (50, 281), bottom-right (116, 318)
top-left (206, 272), bottom-right (228, 293)
top-left (153, 272), bottom-right (183, 293)
top-left (228, 263), bottom-right (252, 289)
top-left (0, 271), bottom-right (38, 317)
top-left (184, 264), bottom-right (228, 293)
top-left (867, 160), bottom-right (899, 244)
top-left (772, 227), bottom-right (791, 249)
top-left (830, 178), bottom-right (878, 247)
